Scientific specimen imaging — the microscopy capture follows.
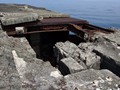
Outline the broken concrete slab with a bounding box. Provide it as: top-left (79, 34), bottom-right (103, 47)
top-left (77, 31), bottom-right (120, 76)
top-left (0, 27), bottom-right (120, 90)
top-left (58, 57), bottom-right (87, 75)
top-left (0, 30), bottom-right (59, 89)
top-left (0, 29), bottom-right (8, 38)
top-left (93, 37), bottom-right (120, 76)
top-left (0, 31), bottom-right (22, 90)
top-left (93, 38), bottom-right (120, 64)
top-left (0, 13), bottom-right (39, 25)
top-left (54, 41), bottom-right (101, 69)
top-left (80, 52), bottom-right (101, 69)
top-left (103, 30), bottom-right (120, 45)
top-left (78, 42), bottom-right (96, 52)
top-left (64, 69), bottom-right (120, 90)
top-left (12, 55), bottom-right (57, 90)
top-left (78, 42), bottom-right (101, 69)
top-left (0, 27), bottom-right (36, 59)
top-left (54, 41), bottom-right (86, 63)
top-left (0, 4), bottom-right (69, 26)
top-left (0, 36), bottom-right (36, 59)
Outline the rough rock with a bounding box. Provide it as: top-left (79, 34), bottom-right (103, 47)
top-left (103, 30), bottom-right (120, 45)
top-left (93, 36), bottom-right (120, 76)
top-left (0, 30), bottom-right (63, 90)
top-left (0, 31), bottom-right (36, 59)
top-left (54, 41), bottom-right (82, 62)
top-left (0, 26), bottom-right (120, 89)
top-left (78, 42), bottom-right (101, 69)
top-left (59, 57), bottom-right (87, 75)
top-left (0, 13), bottom-right (39, 25)
top-left (77, 31), bottom-right (120, 76)
top-left (54, 41), bottom-right (101, 69)
top-left (89, 30), bottom-right (120, 45)
top-left (13, 55), bottom-right (59, 90)
top-left (0, 30), bottom-right (22, 89)
top-left (78, 42), bottom-right (96, 52)
top-left (64, 69), bottom-right (120, 90)
top-left (0, 4), bottom-right (69, 25)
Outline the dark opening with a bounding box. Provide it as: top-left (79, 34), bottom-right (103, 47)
top-left (25, 30), bottom-right (83, 67)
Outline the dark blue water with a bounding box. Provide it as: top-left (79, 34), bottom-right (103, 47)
top-left (36, 0), bottom-right (120, 29)
top-left (1, 0), bottom-right (120, 28)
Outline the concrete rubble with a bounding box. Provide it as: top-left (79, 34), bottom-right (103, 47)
top-left (93, 31), bottom-right (120, 76)
top-left (0, 27), bottom-right (120, 90)
top-left (0, 3), bottom-right (120, 90)
top-left (0, 13), bottom-right (39, 26)
top-left (54, 41), bottom-right (100, 70)
top-left (0, 4), bottom-right (69, 26)
top-left (64, 69), bottom-right (120, 90)
top-left (59, 57), bottom-right (86, 75)
top-left (0, 29), bottom-right (61, 90)
top-left (54, 30), bottom-right (120, 77)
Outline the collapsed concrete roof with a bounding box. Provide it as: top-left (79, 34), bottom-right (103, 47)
top-left (0, 4), bottom-right (69, 26)
top-left (0, 29), bottom-right (120, 89)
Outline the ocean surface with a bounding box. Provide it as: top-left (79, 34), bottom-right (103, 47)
top-left (1, 0), bottom-right (120, 28)
top-left (36, 0), bottom-right (120, 29)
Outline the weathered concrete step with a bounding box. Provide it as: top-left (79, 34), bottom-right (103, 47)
top-left (64, 69), bottom-right (120, 90)
top-left (0, 28), bottom-right (120, 90)
top-left (0, 30), bottom-right (63, 90)
top-left (58, 57), bottom-right (87, 75)
top-left (54, 41), bottom-right (101, 72)
top-left (0, 13), bottom-right (39, 25)
top-left (93, 42), bottom-right (120, 76)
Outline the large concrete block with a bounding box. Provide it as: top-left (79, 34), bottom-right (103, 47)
top-left (59, 57), bottom-right (87, 75)
top-left (64, 69), bottom-right (120, 90)
top-left (1, 13), bottom-right (39, 25)
top-left (54, 41), bottom-right (101, 70)
top-left (93, 38), bottom-right (120, 76)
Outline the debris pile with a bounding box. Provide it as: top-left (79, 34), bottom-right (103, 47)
top-left (54, 31), bottom-right (120, 77)
top-left (0, 4), bottom-right (68, 26)
top-left (0, 3), bottom-right (120, 90)
top-left (0, 29), bottom-right (120, 89)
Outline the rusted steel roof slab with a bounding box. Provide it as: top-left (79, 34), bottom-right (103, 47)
top-left (2, 17), bottom-right (88, 27)
top-left (37, 17), bottom-right (88, 26)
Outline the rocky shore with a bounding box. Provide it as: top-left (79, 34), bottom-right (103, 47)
top-left (0, 27), bottom-right (120, 90)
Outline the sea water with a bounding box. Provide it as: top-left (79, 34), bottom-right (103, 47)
top-left (36, 0), bottom-right (120, 29)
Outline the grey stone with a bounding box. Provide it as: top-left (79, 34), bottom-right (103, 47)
top-left (0, 30), bottom-right (61, 90)
top-left (94, 39), bottom-right (120, 64)
top-left (0, 22), bottom-right (120, 90)
top-left (64, 69), bottom-right (120, 90)
top-left (0, 36), bottom-right (36, 59)
top-left (103, 31), bottom-right (120, 45)
top-left (89, 30), bottom-right (120, 45)
top-left (59, 57), bottom-right (87, 75)
top-left (78, 31), bottom-right (120, 76)
top-left (93, 37), bottom-right (120, 76)
top-left (0, 13), bottom-right (39, 25)
top-left (0, 23), bottom-right (2, 30)
top-left (54, 41), bottom-right (85, 62)
top-left (0, 33), bottom-right (22, 90)
top-left (14, 57), bottom-right (58, 90)
top-left (78, 42), bottom-right (96, 52)
top-left (54, 41), bottom-right (101, 69)
top-left (78, 42), bottom-right (101, 69)
top-left (0, 4), bottom-right (69, 25)
top-left (0, 29), bottom-right (8, 38)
